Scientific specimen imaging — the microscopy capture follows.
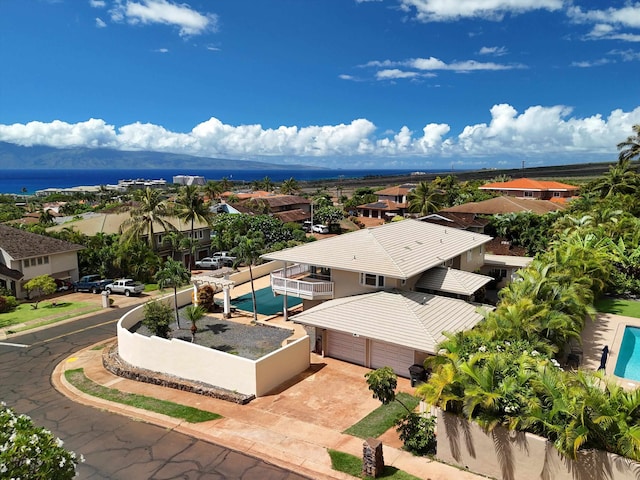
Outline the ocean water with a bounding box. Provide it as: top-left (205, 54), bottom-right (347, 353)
top-left (0, 168), bottom-right (431, 195)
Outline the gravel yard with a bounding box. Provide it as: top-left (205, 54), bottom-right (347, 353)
top-left (130, 310), bottom-right (294, 360)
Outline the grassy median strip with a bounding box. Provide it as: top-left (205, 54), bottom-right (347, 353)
top-left (64, 368), bottom-right (222, 423)
top-left (343, 392), bottom-right (420, 439)
top-left (328, 450), bottom-right (421, 480)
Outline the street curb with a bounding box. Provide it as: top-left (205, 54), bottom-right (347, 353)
top-left (52, 343), bottom-right (347, 480)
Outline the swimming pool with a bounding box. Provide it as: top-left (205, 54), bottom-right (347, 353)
top-left (231, 286), bottom-right (302, 316)
top-left (614, 326), bottom-right (640, 381)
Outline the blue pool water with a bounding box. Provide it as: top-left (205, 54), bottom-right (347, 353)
top-left (614, 326), bottom-right (640, 381)
top-left (231, 286), bottom-right (302, 316)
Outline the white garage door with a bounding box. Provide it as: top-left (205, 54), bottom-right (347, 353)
top-left (370, 340), bottom-right (415, 377)
top-left (327, 330), bottom-right (366, 366)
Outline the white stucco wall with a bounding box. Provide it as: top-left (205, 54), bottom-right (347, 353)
top-left (117, 288), bottom-right (310, 397)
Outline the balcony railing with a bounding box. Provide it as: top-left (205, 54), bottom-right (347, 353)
top-left (270, 264), bottom-right (334, 300)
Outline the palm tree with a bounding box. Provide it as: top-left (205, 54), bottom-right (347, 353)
top-left (232, 232), bottom-right (265, 322)
top-left (617, 124), bottom-right (640, 164)
top-left (174, 185), bottom-right (211, 269)
top-left (162, 231), bottom-right (185, 261)
top-left (119, 187), bottom-right (175, 250)
top-left (279, 177), bottom-right (301, 195)
top-left (184, 304), bottom-right (206, 342)
top-left (155, 259), bottom-right (191, 329)
top-left (589, 158), bottom-right (639, 198)
top-left (407, 181), bottom-right (443, 216)
top-left (202, 180), bottom-right (223, 203)
top-left (39, 208), bottom-right (55, 226)
top-left (220, 177), bottom-right (233, 193)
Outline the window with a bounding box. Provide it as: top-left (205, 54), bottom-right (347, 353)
top-left (310, 266), bottom-right (331, 281)
top-left (44, 256), bottom-right (49, 264)
top-left (553, 191), bottom-right (561, 197)
top-left (524, 191), bottom-right (534, 198)
top-left (490, 268), bottom-right (508, 279)
top-left (37, 257), bottom-right (43, 265)
top-left (360, 273), bottom-right (384, 288)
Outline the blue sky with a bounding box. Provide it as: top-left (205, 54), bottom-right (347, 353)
top-left (1, 0), bottom-right (639, 170)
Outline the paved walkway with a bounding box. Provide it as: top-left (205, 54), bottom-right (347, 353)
top-left (53, 342), bottom-right (488, 480)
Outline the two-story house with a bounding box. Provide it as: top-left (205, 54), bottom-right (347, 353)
top-left (356, 184), bottom-right (415, 220)
top-left (0, 224), bottom-right (84, 298)
top-left (262, 219), bottom-right (495, 376)
top-left (47, 212), bottom-right (212, 266)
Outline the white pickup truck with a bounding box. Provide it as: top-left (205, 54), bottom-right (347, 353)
top-left (104, 279), bottom-right (145, 297)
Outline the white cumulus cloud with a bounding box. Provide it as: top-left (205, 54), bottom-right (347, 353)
top-left (1, 105), bottom-right (639, 168)
top-left (108, 0), bottom-right (218, 36)
top-left (398, 0), bottom-right (564, 22)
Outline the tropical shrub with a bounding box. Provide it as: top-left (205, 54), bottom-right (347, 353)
top-left (196, 285), bottom-right (216, 312)
top-left (396, 412), bottom-right (436, 456)
top-left (0, 402), bottom-right (83, 479)
top-left (0, 295), bottom-right (17, 313)
top-left (142, 300), bottom-right (172, 339)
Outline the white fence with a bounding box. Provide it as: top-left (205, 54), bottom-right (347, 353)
top-left (117, 288), bottom-right (310, 397)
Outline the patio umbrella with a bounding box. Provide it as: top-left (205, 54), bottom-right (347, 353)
top-left (598, 345), bottom-right (609, 371)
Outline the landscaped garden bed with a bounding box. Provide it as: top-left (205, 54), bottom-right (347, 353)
top-left (129, 310), bottom-right (294, 360)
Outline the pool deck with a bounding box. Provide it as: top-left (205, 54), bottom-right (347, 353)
top-left (580, 312), bottom-right (640, 389)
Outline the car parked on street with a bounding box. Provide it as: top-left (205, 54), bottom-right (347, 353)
top-left (104, 279), bottom-right (145, 297)
top-left (72, 275), bottom-right (112, 294)
top-left (312, 224), bottom-right (329, 234)
top-left (195, 257), bottom-right (222, 269)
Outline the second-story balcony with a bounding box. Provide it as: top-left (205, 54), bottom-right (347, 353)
top-left (270, 264), bottom-right (334, 301)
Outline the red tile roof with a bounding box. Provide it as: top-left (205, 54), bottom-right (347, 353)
top-left (479, 178), bottom-right (579, 191)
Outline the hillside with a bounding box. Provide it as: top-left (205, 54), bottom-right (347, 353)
top-left (0, 142), bottom-right (316, 170)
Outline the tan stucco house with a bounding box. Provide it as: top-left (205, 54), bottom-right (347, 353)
top-left (48, 212), bottom-right (212, 266)
top-left (262, 219), bottom-right (496, 377)
top-left (0, 224), bottom-right (84, 298)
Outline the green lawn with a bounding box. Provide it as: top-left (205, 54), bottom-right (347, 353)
top-left (595, 298), bottom-right (640, 318)
top-left (65, 368), bottom-right (221, 423)
top-left (328, 450), bottom-right (421, 480)
top-left (344, 393), bottom-right (420, 439)
top-left (0, 301), bottom-right (99, 330)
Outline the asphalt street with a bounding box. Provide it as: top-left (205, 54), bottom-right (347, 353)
top-left (0, 306), bottom-right (309, 480)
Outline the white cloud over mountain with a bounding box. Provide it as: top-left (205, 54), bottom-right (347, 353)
top-left (2, 104), bottom-right (638, 168)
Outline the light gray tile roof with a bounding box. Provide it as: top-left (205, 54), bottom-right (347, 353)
top-left (291, 290), bottom-right (491, 354)
top-left (484, 254), bottom-right (533, 269)
top-left (262, 219), bottom-right (492, 279)
top-left (415, 267), bottom-right (493, 296)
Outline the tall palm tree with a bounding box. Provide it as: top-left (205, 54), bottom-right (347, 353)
top-left (155, 259), bottom-right (191, 329)
top-left (174, 185), bottom-right (211, 269)
top-left (162, 231), bottom-right (185, 261)
top-left (279, 177), bottom-right (301, 195)
top-left (119, 187), bottom-right (175, 250)
top-left (617, 124), bottom-right (640, 164)
top-left (202, 180), bottom-right (223, 203)
top-left (232, 232), bottom-right (265, 322)
top-left (220, 177), bottom-right (233, 193)
top-left (407, 181), bottom-right (443, 216)
top-left (590, 158), bottom-right (639, 198)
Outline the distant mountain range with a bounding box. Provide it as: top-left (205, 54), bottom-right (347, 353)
top-left (0, 142), bottom-right (320, 170)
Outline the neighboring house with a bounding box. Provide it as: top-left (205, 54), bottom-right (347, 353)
top-left (47, 212), bottom-right (212, 265)
top-left (262, 219), bottom-right (496, 376)
top-left (224, 193), bottom-right (312, 224)
top-left (478, 178), bottom-right (579, 202)
top-left (0, 224), bottom-right (84, 298)
top-left (356, 184), bottom-right (415, 219)
top-left (419, 195), bottom-right (566, 234)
